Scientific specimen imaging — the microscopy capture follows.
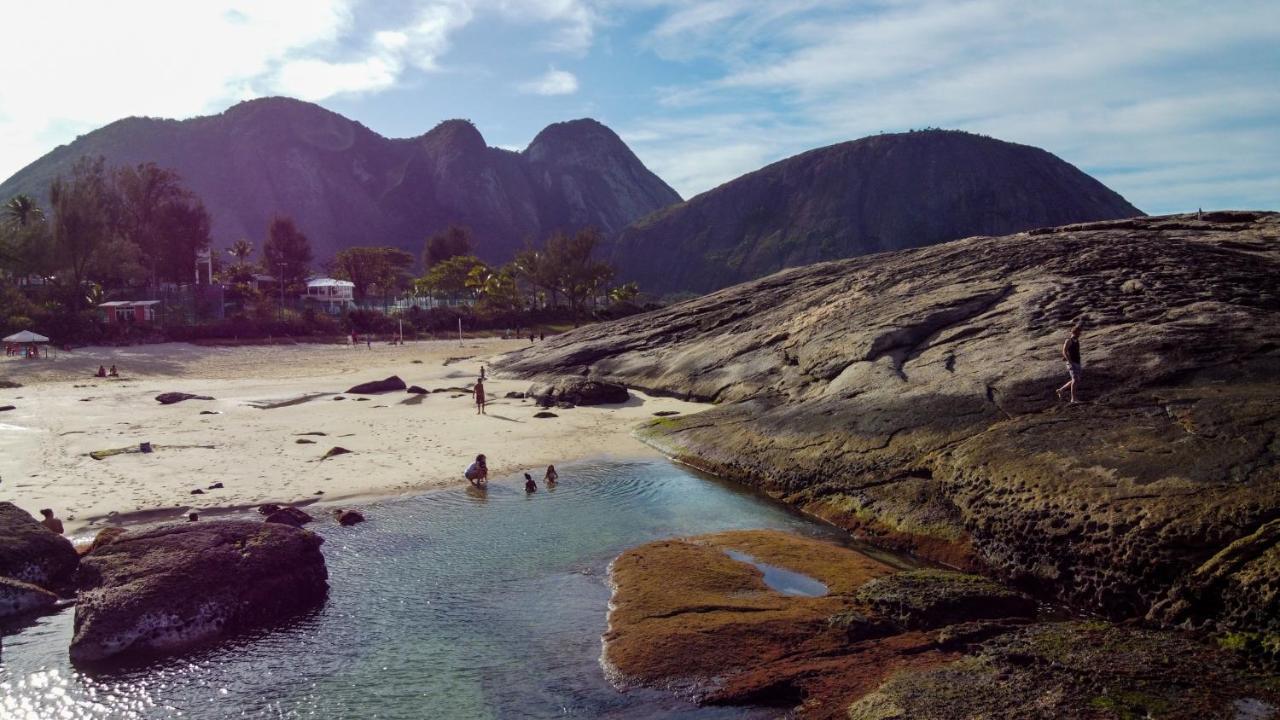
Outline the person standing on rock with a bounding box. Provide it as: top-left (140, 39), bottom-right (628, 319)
top-left (473, 377), bottom-right (487, 415)
top-left (1056, 322), bottom-right (1084, 403)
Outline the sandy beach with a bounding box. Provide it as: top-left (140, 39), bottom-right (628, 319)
top-left (0, 337), bottom-right (705, 537)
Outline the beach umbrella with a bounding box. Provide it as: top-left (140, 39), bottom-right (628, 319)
top-left (3, 330), bottom-right (49, 343)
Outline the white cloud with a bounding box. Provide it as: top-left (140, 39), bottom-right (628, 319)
top-left (520, 69), bottom-right (580, 96)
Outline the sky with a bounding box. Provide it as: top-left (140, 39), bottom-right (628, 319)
top-left (0, 0), bottom-right (1276, 215)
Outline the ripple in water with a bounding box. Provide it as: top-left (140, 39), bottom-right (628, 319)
top-left (1, 459), bottom-right (881, 719)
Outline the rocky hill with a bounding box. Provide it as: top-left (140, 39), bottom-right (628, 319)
top-left (611, 130), bottom-right (1143, 295)
top-left (500, 212), bottom-right (1280, 644)
top-left (0, 98), bottom-right (681, 263)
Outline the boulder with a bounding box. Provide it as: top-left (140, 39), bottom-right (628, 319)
top-left (155, 392), bottom-right (213, 404)
top-left (532, 411), bottom-right (558, 419)
top-left (333, 509), bottom-right (365, 526)
top-left (256, 503), bottom-right (281, 516)
top-left (70, 520), bottom-right (328, 664)
top-left (0, 502), bottom-right (79, 588)
top-left (0, 575), bottom-right (58, 619)
top-left (320, 446), bottom-right (352, 460)
top-left (264, 507), bottom-right (313, 527)
top-left (497, 212), bottom-right (1280, 637)
top-left (853, 569), bottom-right (1035, 630)
top-left (406, 385), bottom-right (428, 394)
top-left (0, 405), bottom-right (14, 412)
top-left (504, 391), bottom-right (526, 399)
top-left (83, 527), bottom-right (127, 555)
top-left (345, 376), bottom-right (406, 394)
top-left (527, 377), bottom-right (629, 406)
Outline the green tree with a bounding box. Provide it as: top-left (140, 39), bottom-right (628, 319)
top-left (608, 281), bottom-right (640, 305)
top-left (114, 162), bottom-right (211, 287)
top-left (3, 194), bottom-right (45, 227)
top-left (546, 227), bottom-right (614, 320)
top-left (0, 195), bottom-right (51, 279)
top-left (227, 238), bottom-right (253, 264)
top-left (421, 254), bottom-right (487, 303)
top-left (331, 246), bottom-right (414, 302)
top-left (422, 225), bottom-right (473, 268)
top-left (49, 157), bottom-right (118, 309)
top-left (262, 216), bottom-right (313, 291)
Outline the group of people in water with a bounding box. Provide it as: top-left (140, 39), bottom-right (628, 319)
top-left (94, 364), bottom-right (119, 378)
top-left (465, 454), bottom-right (559, 494)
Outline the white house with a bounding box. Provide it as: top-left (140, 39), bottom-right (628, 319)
top-left (304, 278), bottom-right (355, 313)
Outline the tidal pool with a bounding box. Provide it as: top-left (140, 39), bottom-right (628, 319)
top-left (0, 459), bottom-right (904, 719)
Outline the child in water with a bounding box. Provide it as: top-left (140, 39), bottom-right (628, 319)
top-left (524, 473), bottom-right (537, 493)
top-left (544, 465), bottom-right (558, 486)
top-left (465, 454), bottom-right (488, 487)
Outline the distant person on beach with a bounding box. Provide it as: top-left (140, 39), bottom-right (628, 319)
top-left (539, 331), bottom-right (545, 341)
top-left (473, 378), bottom-right (487, 414)
top-left (465, 454), bottom-right (488, 487)
top-left (188, 512), bottom-right (199, 522)
top-left (96, 365), bottom-right (106, 378)
top-left (1056, 321), bottom-right (1084, 404)
top-left (108, 365), bottom-right (118, 377)
top-left (480, 365), bottom-right (486, 381)
top-left (39, 508), bottom-right (64, 534)
top-left (544, 465), bottom-right (558, 486)
top-left (525, 473), bottom-right (537, 493)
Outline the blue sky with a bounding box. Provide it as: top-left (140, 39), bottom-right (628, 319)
top-left (1, 1), bottom-right (1277, 215)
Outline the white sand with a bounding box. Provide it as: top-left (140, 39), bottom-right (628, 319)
top-left (0, 338), bottom-right (704, 536)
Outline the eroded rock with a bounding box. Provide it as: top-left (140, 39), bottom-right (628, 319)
top-left (345, 376), bottom-right (406, 394)
top-left (265, 507), bottom-right (313, 527)
top-left (0, 502), bottom-right (79, 588)
top-left (70, 520), bottom-right (327, 664)
top-left (527, 377), bottom-right (629, 406)
top-left (0, 575), bottom-right (58, 619)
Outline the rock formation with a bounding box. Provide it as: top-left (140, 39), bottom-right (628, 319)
top-left (0, 575), bottom-right (58, 619)
top-left (527, 377), bottom-right (629, 406)
top-left (0, 502), bottom-right (79, 589)
top-left (71, 520), bottom-right (328, 664)
top-left (500, 212), bottom-right (1280, 642)
top-left (345, 375), bottom-right (407, 394)
top-left (0, 98), bottom-right (680, 263)
top-left (611, 129), bottom-right (1142, 295)
top-left (155, 392), bottom-right (213, 404)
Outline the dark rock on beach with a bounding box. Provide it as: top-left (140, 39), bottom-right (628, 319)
top-left (257, 503), bottom-right (281, 516)
top-left (333, 509), bottom-right (365, 526)
top-left (264, 507), bottom-right (313, 527)
top-left (499, 212), bottom-right (1280, 640)
top-left (321, 446), bottom-right (352, 461)
top-left (0, 502), bottom-right (79, 588)
top-left (505, 391), bottom-right (525, 399)
top-left (345, 375), bottom-right (407, 394)
top-left (155, 392), bottom-right (214, 404)
top-left (70, 520), bottom-right (328, 664)
top-left (528, 377), bottom-right (628, 406)
top-left (0, 405), bottom-right (14, 412)
top-left (532, 411), bottom-right (558, 419)
top-left (406, 385), bottom-right (428, 394)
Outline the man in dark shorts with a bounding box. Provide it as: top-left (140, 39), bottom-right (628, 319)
top-left (1056, 322), bottom-right (1084, 403)
top-left (473, 377), bottom-right (487, 415)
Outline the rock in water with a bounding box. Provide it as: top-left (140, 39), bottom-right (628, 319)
top-left (0, 502), bottom-right (79, 588)
top-left (264, 507), bottom-right (313, 527)
top-left (498, 212), bottom-right (1280, 640)
top-left (0, 575), bottom-right (58, 619)
top-left (527, 377), bottom-right (628, 406)
top-left (333, 509), bottom-right (365, 526)
top-left (155, 392), bottom-right (214, 404)
top-left (70, 520), bottom-right (327, 664)
top-left (345, 376), bottom-right (407, 394)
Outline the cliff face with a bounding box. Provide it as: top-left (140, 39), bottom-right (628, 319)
top-left (499, 212), bottom-right (1280, 640)
top-left (611, 130), bottom-right (1143, 295)
top-left (0, 98), bottom-right (681, 262)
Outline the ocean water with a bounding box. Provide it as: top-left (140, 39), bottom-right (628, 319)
top-left (0, 459), bottom-right (902, 719)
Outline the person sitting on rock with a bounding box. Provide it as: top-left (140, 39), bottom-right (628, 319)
top-left (473, 378), bottom-right (487, 415)
top-left (465, 454), bottom-right (488, 487)
top-left (39, 508), bottom-right (64, 534)
top-left (544, 465), bottom-right (558, 486)
top-left (108, 364), bottom-right (119, 377)
top-left (96, 365), bottom-right (107, 378)
top-left (1056, 321), bottom-right (1084, 404)
top-left (524, 473), bottom-right (537, 493)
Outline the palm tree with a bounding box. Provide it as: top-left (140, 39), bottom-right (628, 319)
top-left (227, 238), bottom-right (253, 264)
top-left (3, 194), bottom-right (44, 227)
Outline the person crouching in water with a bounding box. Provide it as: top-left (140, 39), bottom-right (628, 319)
top-left (1056, 321), bottom-right (1084, 404)
top-left (524, 473), bottom-right (537, 493)
top-left (465, 454), bottom-right (488, 487)
top-left (544, 465), bottom-right (558, 487)
top-left (473, 377), bottom-right (487, 415)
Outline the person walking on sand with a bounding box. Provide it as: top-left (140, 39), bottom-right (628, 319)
top-left (1056, 321), bottom-right (1085, 404)
top-left (544, 465), bottom-right (558, 486)
top-left (473, 377), bottom-right (487, 415)
top-left (465, 454), bottom-right (489, 487)
top-left (39, 508), bottom-right (64, 534)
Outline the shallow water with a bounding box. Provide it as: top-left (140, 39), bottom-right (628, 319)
top-left (723, 550), bottom-right (829, 597)
top-left (0, 459), bottom-right (907, 719)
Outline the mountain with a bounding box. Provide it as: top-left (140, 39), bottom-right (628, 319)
top-left (0, 97), bottom-right (681, 263)
top-left (611, 129), bottom-right (1143, 295)
top-left (500, 211), bottom-right (1280, 638)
